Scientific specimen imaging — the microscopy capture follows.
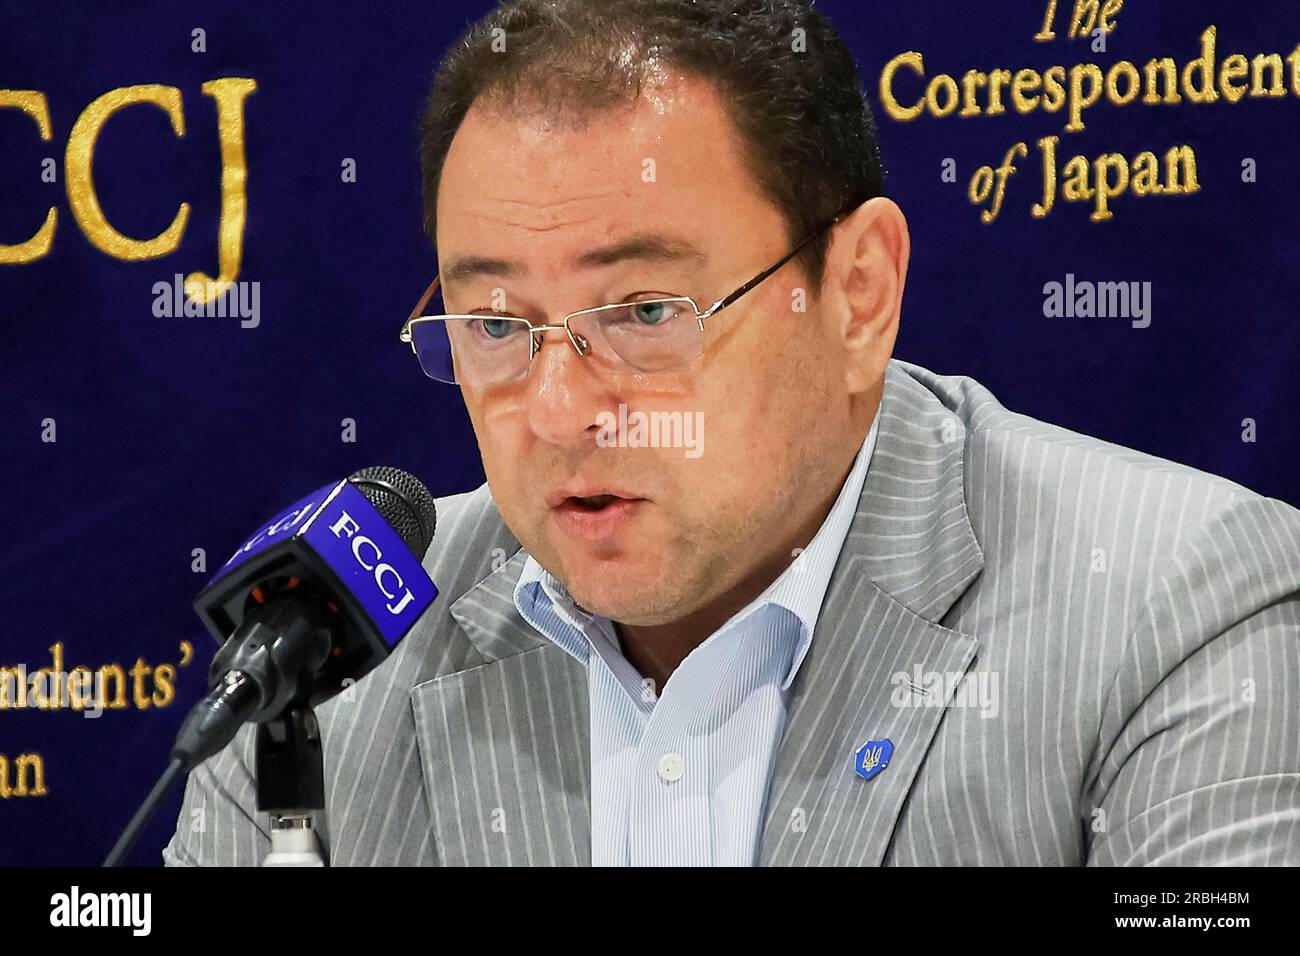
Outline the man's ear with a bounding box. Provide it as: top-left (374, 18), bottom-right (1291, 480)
top-left (824, 197), bottom-right (909, 394)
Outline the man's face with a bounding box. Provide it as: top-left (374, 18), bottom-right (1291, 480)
top-left (435, 72), bottom-right (861, 627)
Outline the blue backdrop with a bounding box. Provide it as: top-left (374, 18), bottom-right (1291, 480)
top-left (2, 0), bottom-right (1296, 865)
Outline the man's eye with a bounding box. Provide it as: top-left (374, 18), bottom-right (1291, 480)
top-left (630, 300), bottom-right (685, 326)
top-left (471, 316), bottom-right (521, 339)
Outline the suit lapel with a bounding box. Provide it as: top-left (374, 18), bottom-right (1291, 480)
top-left (410, 551), bottom-right (592, 866)
top-left (759, 363), bottom-right (985, 865)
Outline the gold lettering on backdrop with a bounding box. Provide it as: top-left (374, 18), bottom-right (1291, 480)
top-left (65, 84), bottom-right (191, 259)
top-left (878, 52), bottom-right (926, 121)
top-left (0, 753), bottom-right (48, 798)
top-left (879, 17), bottom-right (1300, 221)
top-left (184, 78), bottom-right (256, 304)
top-left (0, 641), bottom-right (194, 797)
top-left (0, 91), bottom-right (57, 264)
top-left (2, 79), bottom-right (255, 298)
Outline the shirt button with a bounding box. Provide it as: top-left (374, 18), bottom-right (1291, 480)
top-left (656, 752), bottom-right (685, 783)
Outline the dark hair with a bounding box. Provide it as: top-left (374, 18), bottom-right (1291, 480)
top-left (418, 0), bottom-right (885, 288)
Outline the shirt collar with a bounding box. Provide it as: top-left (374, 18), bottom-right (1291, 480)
top-left (513, 408), bottom-right (881, 689)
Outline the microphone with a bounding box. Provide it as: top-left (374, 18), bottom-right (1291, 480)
top-left (103, 466), bottom-right (438, 867)
top-left (173, 465), bottom-right (439, 770)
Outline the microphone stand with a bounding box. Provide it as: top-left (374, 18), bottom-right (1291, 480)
top-left (256, 706), bottom-right (327, 867)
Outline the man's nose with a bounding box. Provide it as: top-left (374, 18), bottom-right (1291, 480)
top-left (523, 328), bottom-right (610, 446)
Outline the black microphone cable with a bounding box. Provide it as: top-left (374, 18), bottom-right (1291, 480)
top-left (103, 758), bottom-right (186, 867)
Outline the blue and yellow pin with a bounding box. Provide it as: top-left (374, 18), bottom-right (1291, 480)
top-left (854, 738), bottom-right (894, 781)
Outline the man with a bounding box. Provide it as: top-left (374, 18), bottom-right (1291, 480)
top-left (164, 0), bottom-right (1300, 866)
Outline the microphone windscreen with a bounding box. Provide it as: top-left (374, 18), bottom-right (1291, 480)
top-left (348, 466), bottom-right (438, 556)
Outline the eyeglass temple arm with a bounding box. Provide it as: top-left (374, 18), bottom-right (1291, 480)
top-left (697, 215), bottom-right (842, 324)
top-left (401, 275), bottom-right (443, 340)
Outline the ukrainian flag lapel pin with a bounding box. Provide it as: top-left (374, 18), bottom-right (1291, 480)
top-left (854, 738), bottom-right (894, 781)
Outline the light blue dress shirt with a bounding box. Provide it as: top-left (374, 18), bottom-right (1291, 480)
top-left (513, 411), bottom-right (880, 865)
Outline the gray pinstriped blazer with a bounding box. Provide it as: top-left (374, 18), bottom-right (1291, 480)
top-left (163, 360), bottom-right (1300, 866)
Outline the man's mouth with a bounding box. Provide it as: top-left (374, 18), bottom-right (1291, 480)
top-left (546, 487), bottom-right (647, 541)
top-left (568, 494), bottom-right (622, 511)
top-left (544, 485), bottom-right (644, 509)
